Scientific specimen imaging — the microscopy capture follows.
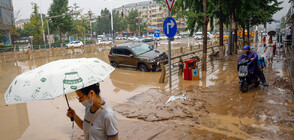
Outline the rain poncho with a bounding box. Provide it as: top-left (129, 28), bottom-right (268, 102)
top-left (238, 51), bottom-right (258, 73)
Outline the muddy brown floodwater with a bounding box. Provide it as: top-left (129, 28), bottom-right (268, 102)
top-left (0, 43), bottom-right (293, 140)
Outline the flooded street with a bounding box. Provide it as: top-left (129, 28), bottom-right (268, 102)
top-left (0, 43), bottom-right (293, 140)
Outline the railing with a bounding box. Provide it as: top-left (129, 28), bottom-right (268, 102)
top-left (159, 44), bottom-right (228, 84)
top-left (0, 43), bottom-right (113, 62)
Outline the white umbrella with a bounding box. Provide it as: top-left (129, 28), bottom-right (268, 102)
top-left (4, 58), bottom-right (115, 106)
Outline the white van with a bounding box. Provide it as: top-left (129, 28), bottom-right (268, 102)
top-left (194, 32), bottom-right (203, 40)
top-left (194, 32), bottom-right (213, 40)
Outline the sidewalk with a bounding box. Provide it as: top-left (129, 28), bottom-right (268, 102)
top-left (110, 46), bottom-right (294, 139)
top-left (283, 43), bottom-right (294, 90)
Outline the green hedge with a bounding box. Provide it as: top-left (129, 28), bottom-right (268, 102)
top-left (0, 45), bottom-right (19, 52)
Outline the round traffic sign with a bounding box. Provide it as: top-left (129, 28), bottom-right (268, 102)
top-left (163, 17), bottom-right (177, 38)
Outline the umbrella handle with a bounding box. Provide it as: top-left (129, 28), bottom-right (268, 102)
top-left (65, 94), bottom-right (74, 122)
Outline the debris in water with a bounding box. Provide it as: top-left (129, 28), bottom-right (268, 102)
top-left (165, 93), bottom-right (187, 105)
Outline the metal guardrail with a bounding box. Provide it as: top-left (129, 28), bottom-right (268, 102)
top-left (0, 44), bottom-right (112, 62)
top-left (159, 44), bottom-right (228, 83)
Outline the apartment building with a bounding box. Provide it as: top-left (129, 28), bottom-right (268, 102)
top-left (0, 0), bottom-right (14, 45)
top-left (114, 0), bottom-right (187, 34)
top-left (15, 19), bottom-right (30, 29)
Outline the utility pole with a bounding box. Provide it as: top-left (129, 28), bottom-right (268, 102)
top-left (39, 0), bottom-right (46, 48)
top-left (88, 10), bottom-right (93, 43)
top-left (111, 9), bottom-right (114, 44)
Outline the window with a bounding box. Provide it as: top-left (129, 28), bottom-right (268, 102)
top-left (131, 44), bottom-right (153, 55)
top-left (112, 48), bottom-right (121, 54)
top-left (121, 49), bottom-right (133, 55)
top-left (113, 48), bottom-right (133, 55)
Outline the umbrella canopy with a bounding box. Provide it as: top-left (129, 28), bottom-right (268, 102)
top-left (4, 58), bottom-right (115, 105)
top-left (268, 31), bottom-right (276, 36)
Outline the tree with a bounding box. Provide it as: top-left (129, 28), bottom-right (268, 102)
top-left (237, 0), bottom-right (282, 45)
top-left (113, 10), bottom-right (127, 33)
top-left (10, 26), bottom-right (20, 44)
top-left (280, 16), bottom-right (286, 30)
top-left (127, 10), bottom-right (140, 33)
top-left (68, 3), bottom-right (85, 40)
top-left (48, 0), bottom-right (72, 42)
top-left (0, 31), bottom-right (7, 45)
top-left (7, 9), bottom-right (21, 45)
top-left (93, 8), bottom-right (111, 35)
top-left (172, 0), bottom-right (219, 71)
top-left (17, 23), bottom-right (34, 37)
top-left (27, 3), bottom-right (44, 44)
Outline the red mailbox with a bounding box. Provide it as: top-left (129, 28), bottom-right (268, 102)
top-left (183, 58), bottom-right (197, 80)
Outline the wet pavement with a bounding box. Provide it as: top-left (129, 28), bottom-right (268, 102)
top-left (0, 42), bottom-right (293, 140)
top-left (113, 43), bottom-right (294, 139)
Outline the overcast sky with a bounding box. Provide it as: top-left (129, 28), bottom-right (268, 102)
top-left (13, 0), bottom-right (148, 20)
top-left (13, 0), bottom-right (291, 20)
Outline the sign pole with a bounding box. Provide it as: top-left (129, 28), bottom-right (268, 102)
top-left (168, 10), bottom-right (172, 89)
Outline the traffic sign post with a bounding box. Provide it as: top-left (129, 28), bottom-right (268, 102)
top-left (163, 16), bottom-right (177, 88)
top-left (164, 0), bottom-right (177, 88)
top-left (154, 29), bottom-right (160, 37)
top-left (163, 17), bottom-right (177, 38)
top-left (154, 29), bottom-right (161, 49)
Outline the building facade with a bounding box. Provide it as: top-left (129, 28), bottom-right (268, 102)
top-left (0, 0), bottom-right (13, 46)
top-left (285, 1), bottom-right (294, 86)
top-left (15, 19), bottom-right (30, 29)
top-left (114, 0), bottom-right (187, 34)
top-left (286, 0), bottom-right (294, 46)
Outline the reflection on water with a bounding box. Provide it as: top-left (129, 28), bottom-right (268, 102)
top-left (0, 48), bottom-right (244, 139)
top-left (110, 69), bottom-right (162, 92)
top-left (0, 49), bottom-right (167, 139)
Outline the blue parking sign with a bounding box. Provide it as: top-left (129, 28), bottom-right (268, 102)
top-left (193, 69), bottom-right (198, 76)
top-left (154, 29), bottom-right (160, 37)
top-left (163, 17), bottom-right (177, 38)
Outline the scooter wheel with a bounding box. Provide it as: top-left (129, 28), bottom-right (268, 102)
top-left (254, 81), bottom-right (260, 88)
top-left (240, 82), bottom-right (248, 93)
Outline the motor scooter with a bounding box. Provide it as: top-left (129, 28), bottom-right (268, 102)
top-left (238, 58), bottom-right (260, 93)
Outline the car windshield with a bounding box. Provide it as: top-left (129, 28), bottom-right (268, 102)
top-left (131, 44), bottom-right (153, 55)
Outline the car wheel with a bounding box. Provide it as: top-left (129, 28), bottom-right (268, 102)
top-left (111, 61), bottom-right (119, 68)
top-left (139, 64), bottom-right (149, 72)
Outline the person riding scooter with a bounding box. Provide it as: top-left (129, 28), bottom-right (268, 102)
top-left (238, 45), bottom-right (268, 86)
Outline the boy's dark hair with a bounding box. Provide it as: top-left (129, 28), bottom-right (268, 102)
top-left (80, 83), bottom-right (100, 96)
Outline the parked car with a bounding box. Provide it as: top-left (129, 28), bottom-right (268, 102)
top-left (174, 35), bottom-right (182, 39)
top-left (159, 36), bottom-right (168, 40)
top-left (128, 36), bottom-right (138, 41)
top-left (66, 41), bottom-right (83, 47)
top-left (108, 42), bottom-right (168, 72)
top-left (115, 37), bottom-right (122, 40)
top-left (142, 38), bottom-right (154, 42)
top-left (96, 40), bottom-right (112, 45)
top-left (136, 38), bottom-right (154, 43)
top-left (194, 32), bottom-right (213, 40)
top-left (194, 32), bottom-right (203, 40)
